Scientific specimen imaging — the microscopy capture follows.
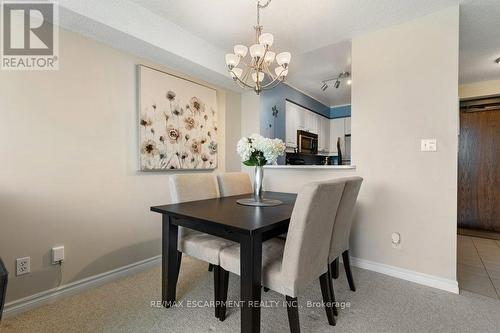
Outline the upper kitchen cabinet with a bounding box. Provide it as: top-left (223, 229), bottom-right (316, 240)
top-left (286, 101), bottom-right (330, 150)
top-left (285, 101), bottom-right (299, 147)
top-left (318, 116), bottom-right (330, 153)
top-left (344, 117), bottom-right (351, 135)
top-left (330, 118), bottom-right (345, 153)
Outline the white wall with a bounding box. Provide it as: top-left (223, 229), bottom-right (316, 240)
top-left (259, 7), bottom-right (460, 290)
top-left (0, 27), bottom-right (241, 303)
top-left (459, 79), bottom-right (500, 99)
top-left (240, 91), bottom-right (261, 137)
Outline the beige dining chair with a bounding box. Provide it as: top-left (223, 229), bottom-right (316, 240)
top-left (169, 173), bottom-right (236, 318)
top-left (328, 177), bottom-right (363, 316)
top-left (216, 180), bottom-right (346, 331)
top-left (217, 172), bottom-right (253, 196)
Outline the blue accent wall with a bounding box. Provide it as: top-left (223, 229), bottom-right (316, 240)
top-left (330, 105), bottom-right (351, 118)
top-left (260, 84), bottom-right (330, 142)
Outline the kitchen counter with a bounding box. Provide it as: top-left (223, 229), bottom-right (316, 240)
top-left (264, 165), bottom-right (356, 170)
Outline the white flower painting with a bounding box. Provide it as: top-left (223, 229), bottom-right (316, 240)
top-left (138, 65), bottom-right (218, 170)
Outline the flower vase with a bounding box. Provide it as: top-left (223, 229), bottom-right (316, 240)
top-left (236, 165), bottom-right (282, 207)
top-left (253, 165), bottom-right (264, 202)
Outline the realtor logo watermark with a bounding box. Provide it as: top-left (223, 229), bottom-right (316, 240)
top-left (1, 1), bottom-right (58, 70)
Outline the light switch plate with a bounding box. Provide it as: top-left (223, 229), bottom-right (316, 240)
top-left (420, 138), bottom-right (437, 152)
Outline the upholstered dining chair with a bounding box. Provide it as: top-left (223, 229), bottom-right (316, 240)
top-left (216, 180), bottom-right (346, 331)
top-left (169, 173), bottom-right (236, 318)
top-left (217, 172), bottom-right (278, 293)
top-left (328, 177), bottom-right (363, 302)
top-left (217, 172), bottom-right (252, 197)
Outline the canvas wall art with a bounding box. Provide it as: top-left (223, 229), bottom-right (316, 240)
top-left (138, 65), bottom-right (218, 170)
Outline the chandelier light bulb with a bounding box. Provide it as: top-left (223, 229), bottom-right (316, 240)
top-left (264, 51), bottom-right (275, 64)
top-left (258, 33), bottom-right (274, 47)
top-left (225, 53), bottom-right (240, 68)
top-left (249, 44), bottom-right (265, 59)
top-left (347, 79), bottom-right (352, 85)
top-left (234, 45), bottom-right (248, 58)
top-left (276, 52), bottom-right (291, 66)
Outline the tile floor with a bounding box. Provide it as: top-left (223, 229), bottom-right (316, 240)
top-left (457, 234), bottom-right (500, 299)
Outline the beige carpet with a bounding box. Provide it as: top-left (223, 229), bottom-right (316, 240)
top-left (2, 256), bottom-right (500, 333)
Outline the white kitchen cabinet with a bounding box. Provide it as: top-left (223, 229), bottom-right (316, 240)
top-left (344, 117), bottom-right (351, 135)
top-left (296, 105), bottom-right (306, 131)
top-left (285, 106), bottom-right (297, 147)
top-left (318, 116), bottom-right (330, 152)
top-left (303, 111), bottom-right (317, 133)
top-left (322, 117), bottom-right (330, 152)
top-left (287, 101), bottom-right (338, 152)
top-left (330, 118), bottom-right (345, 153)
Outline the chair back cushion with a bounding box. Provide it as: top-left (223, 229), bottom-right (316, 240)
top-left (280, 180), bottom-right (345, 296)
top-left (169, 173), bottom-right (220, 203)
top-left (329, 177), bottom-right (363, 261)
top-left (217, 172), bottom-right (252, 197)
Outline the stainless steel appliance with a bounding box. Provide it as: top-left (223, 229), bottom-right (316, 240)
top-left (297, 130), bottom-right (318, 154)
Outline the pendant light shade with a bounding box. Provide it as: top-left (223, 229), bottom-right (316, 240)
top-left (249, 44), bottom-right (266, 59)
top-left (230, 68), bottom-right (243, 79)
top-left (276, 52), bottom-right (291, 66)
top-left (259, 33), bottom-right (274, 47)
top-left (234, 45), bottom-right (248, 58)
top-left (264, 51), bottom-right (275, 64)
top-left (225, 53), bottom-right (240, 68)
top-left (275, 67), bottom-right (288, 78)
top-left (252, 72), bottom-right (264, 82)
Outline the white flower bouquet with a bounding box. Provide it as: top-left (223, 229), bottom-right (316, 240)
top-left (237, 134), bottom-right (286, 166)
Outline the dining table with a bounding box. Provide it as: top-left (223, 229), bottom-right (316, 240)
top-left (151, 191), bottom-right (297, 333)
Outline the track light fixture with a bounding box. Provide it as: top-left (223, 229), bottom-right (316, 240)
top-left (320, 71), bottom-right (350, 91)
top-left (496, 57), bottom-right (500, 64)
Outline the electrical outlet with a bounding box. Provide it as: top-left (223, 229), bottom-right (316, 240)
top-left (391, 232), bottom-right (401, 248)
top-left (16, 257), bottom-right (30, 276)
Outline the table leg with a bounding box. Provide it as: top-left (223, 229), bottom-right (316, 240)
top-left (162, 214), bottom-right (179, 308)
top-left (240, 233), bottom-right (262, 333)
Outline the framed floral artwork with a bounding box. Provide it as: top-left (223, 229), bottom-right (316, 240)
top-left (138, 65), bottom-right (218, 170)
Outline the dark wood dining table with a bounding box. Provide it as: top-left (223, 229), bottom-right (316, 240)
top-left (151, 191), bottom-right (297, 333)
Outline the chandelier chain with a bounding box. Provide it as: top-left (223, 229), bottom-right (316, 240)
top-left (256, 0), bottom-right (271, 26)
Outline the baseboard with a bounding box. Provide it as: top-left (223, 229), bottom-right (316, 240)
top-left (349, 256), bottom-right (459, 294)
top-left (3, 255), bottom-right (162, 318)
top-left (3, 253), bottom-right (459, 319)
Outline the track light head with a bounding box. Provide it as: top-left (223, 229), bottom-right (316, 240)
top-left (496, 57), bottom-right (500, 64)
top-left (334, 80), bottom-right (340, 89)
top-left (321, 82), bottom-right (328, 91)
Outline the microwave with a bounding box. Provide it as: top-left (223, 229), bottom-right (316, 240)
top-left (297, 130), bottom-right (318, 154)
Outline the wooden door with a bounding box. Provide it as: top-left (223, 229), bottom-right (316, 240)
top-left (458, 108), bottom-right (500, 231)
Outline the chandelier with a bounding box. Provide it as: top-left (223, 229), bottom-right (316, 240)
top-left (225, 0), bottom-right (291, 94)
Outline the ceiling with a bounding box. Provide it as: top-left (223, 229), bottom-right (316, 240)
top-left (128, 0), bottom-right (500, 105)
top-left (459, 0), bottom-right (500, 84)
top-left (286, 41), bottom-right (352, 106)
